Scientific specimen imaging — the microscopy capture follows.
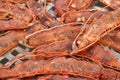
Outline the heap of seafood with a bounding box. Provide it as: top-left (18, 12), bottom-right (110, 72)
top-left (0, 0), bottom-right (120, 80)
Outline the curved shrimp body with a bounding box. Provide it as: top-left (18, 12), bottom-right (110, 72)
top-left (72, 9), bottom-right (120, 53)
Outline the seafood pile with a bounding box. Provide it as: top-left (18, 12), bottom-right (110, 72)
top-left (0, 0), bottom-right (120, 80)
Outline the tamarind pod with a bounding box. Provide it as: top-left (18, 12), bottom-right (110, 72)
top-left (0, 2), bottom-right (33, 31)
top-left (1, 57), bottom-right (120, 79)
top-left (0, 40), bottom-right (73, 67)
top-left (23, 40), bottom-right (73, 59)
top-left (33, 40), bottom-right (73, 54)
top-left (27, 0), bottom-right (62, 28)
top-left (49, 58), bottom-right (120, 79)
top-left (99, 29), bottom-right (120, 53)
top-left (72, 9), bottom-right (120, 53)
top-left (61, 10), bottom-right (105, 24)
top-left (6, 73), bottom-right (94, 80)
top-left (0, 0), bottom-right (28, 3)
top-left (76, 45), bottom-right (120, 71)
top-left (0, 19), bottom-right (30, 31)
top-left (68, 0), bottom-right (93, 10)
top-left (0, 57), bottom-right (102, 79)
top-left (90, 45), bottom-right (120, 71)
top-left (26, 0), bottom-right (45, 19)
top-left (0, 39), bottom-right (72, 68)
top-left (99, 0), bottom-right (120, 9)
top-left (37, 75), bottom-right (67, 80)
top-left (24, 25), bottom-right (81, 48)
top-left (0, 59), bottom-right (48, 78)
top-left (101, 68), bottom-right (120, 80)
top-left (0, 22), bottom-right (44, 56)
top-left (0, 53), bottom-right (119, 79)
top-left (0, 51), bottom-right (69, 70)
top-left (9, 40), bottom-right (73, 61)
top-left (55, 0), bottom-right (70, 17)
top-left (55, 0), bottom-right (93, 17)
top-left (7, 78), bottom-right (20, 80)
top-left (7, 74), bottom-right (94, 80)
top-left (7, 41), bottom-right (120, 72)
top-left (37, 74), bottom-right (94, 80)
top-left (39, 13), bottom-right (62, 28)
top-left (33, 39), bottom-right (120, 71)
